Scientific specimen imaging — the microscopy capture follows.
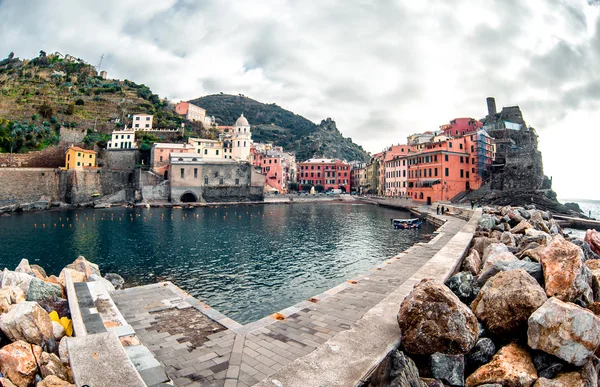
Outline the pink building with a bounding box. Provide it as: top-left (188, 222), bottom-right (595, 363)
top-left (440, 118), bottom-right (483, 137)
top-left (150, 143), bottom-right (195, 179)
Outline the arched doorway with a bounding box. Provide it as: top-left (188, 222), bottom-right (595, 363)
top-left (164, 170), bottom-right (169, 180)
top-left (180, 192), bottom-right (197, 203)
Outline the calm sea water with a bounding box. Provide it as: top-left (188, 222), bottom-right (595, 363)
top-left (0, 203), bottom-right (432, 323)
top-left (560, 198), bottom-right (600, 238)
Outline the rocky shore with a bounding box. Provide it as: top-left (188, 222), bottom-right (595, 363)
top-left (0, 257), bottom-right (123, 387)
top-left (369, 205), bottom-right (600, 386)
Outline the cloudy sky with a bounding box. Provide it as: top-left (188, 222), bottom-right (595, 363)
top-left (1, 0), bottom-right (599, 200)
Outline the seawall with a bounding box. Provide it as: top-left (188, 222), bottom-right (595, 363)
top-left (0, 168), bottom-right (61, 202)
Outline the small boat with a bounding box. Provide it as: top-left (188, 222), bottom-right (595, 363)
top-left (391, 218), bottom-right (423, 229)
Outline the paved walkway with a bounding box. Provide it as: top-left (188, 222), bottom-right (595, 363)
top-left (113, 212), bottom-right (466, 387)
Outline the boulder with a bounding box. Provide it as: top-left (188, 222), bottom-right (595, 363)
top-left (511, 220), bottom-right (533, 234)
top-left (540, 236), bottom-right (593, 306)
top-left (500, 231), bottom-right (517, 247)
top-left (398, 279), bottom-right (479, 355)
top-left (57, 268), bottom-right (86, 285)
top-left (104, 273), bottom-right (125, 290)
top-left (462, 250), bottom-right (482, 276)
top-left (368, 350), bottom-right (426, 387)
top-left (588, 302), bottom-right (600, 316)
top-left (25, 278), bottom-right (62, 302)
top-left (571, 239), bottom-right (600, 262)
top-left (525, 229), bottom-right (552, 245)
top-left (36, 375), bottom-right (74, 387)
top-left (88, 274), bottom-right (115, 292)
top-left (584, 259), bottom-right (600, 302)
top-left (532, 351), bottom-right (565, 380)
top-left (478, 214), bottom-right (497, 231)
top-left (430, 353), bottom-right (464, 386)
top-left (465, 343), bottom-right (537, 387)
top-left (14, 259), bottom-right (35, 276)
top-left (584, 229), bottom-right (600, 256)
top-left (0, 378), bottom-right (17, 387)
top-left (476, 260), bottom-right (544, 287)
top-left (446, 272), bottom-right (477, 304)
top-left (0, 340), bottom-right (42, 387)
top-left (0, 269), bottom-right (33, 295)
top-left (58, 336), bottom-right (68, 365)
top-left (37, 297), bottom-right (70, 318)
top-left (30, 264), bottom-right (47, 279)
top-left (466, 338), bottom-right (496, 372)
top-left (0, 286), bottom-right (25, 314)
top-left (519, 244), bottom-right (546, 263)
top-left (532, 359), bottom-right (597, 386)
top-left (0, 301), bottom-right (53, 345)
top-left (471, 237), bottom-right (499, 258)
top-left (51, 321), bottom-right (65, 341)
top-left (64, 256), bottom-right (100, 280)
top-left (528, 297), bottom-right (600, 366)
top-left (481, 244), bottom-right (518, 273)
top-left (471, 269), bottom-right (547, 336)
top-left (39, 352), bottom-right (70, 381)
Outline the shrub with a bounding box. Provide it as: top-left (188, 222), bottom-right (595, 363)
top-left (38, 102), bottom-right (53, 119)
top-left (31, 114), bottom-right (40, 121)
top-left (65, 104), bottom-right (75, 115)
top-left (75, 98), bottom-right (85, 106)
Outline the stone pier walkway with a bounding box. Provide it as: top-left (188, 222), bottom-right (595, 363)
top-left (113, 213), bottom-right (466, 387)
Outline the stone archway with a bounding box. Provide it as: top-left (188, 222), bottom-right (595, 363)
top-left (180, 192), bottom-right (198, 203)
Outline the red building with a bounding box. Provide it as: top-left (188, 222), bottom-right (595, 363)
top-left (406, 130), bottom-right (494, 204)
top-left (298, 158), bottom-right (351, 192)
top-left (440, 117), bottom-right (483, 137)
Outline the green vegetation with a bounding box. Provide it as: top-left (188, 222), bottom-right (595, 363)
top-left (190, 94), bottom-right (369, 162)
top-left (288, 182), bottom-right (299, 192)
top-left (0, 118), bottom-right (59, 154)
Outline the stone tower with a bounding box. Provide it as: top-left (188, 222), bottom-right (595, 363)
top-left (232, 113), bottom-right (252, 161)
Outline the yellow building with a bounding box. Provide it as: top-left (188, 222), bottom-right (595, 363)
top-left (63, 146), bottom-right (97, 170)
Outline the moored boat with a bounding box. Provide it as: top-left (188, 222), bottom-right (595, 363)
top-left (391, 218), bottom-right (423, 229)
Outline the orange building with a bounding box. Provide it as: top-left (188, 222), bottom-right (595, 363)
top-left (253, 150), bottom-right (296, 193)
top-left (298, 159), bottom-right (351, 192)
top-left (62, 146), bottom-right (97, 170)
top-left (406, 130), bottom-right (494, 204)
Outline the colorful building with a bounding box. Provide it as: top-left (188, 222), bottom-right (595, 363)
top-left (131, 114), bottom-right (153, 130)
top-left (150, 143), bottom-right (195, 178)
top-left (440, 117), bottom-right (483, 137)
top-left (188, 138), bottom-right (225, 159)
top-left (175, 102), bottom-right (206, 123)
top-left (253, 148), bottom-right (296, 193)
top-left (405, 130), bottom-right (494, 203)
top-left (63, 146), bottom-right (97, 170)
top-left (298, 158), bottom-right (351, 192)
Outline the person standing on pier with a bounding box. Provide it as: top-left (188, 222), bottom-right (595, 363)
top-left (436, 205), bottom-right (440, 215)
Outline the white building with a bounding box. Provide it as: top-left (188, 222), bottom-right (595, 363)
top-left (231, 113), bottom-right (252, 161)
top-left (107, 129), bottom-right (136, 150)
top-left (132, 114), bottom-right (153, 130)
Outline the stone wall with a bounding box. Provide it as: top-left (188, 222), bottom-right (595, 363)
top-left (59, 127), bottom-right (86, 145)
top-left (60, 169), bottom-right (136, 204)
top-left (99, 149), bottom-right (138, 170)
top-left (0, 146), bottom-right (67, 168)
top-left (139, 171), bottom-right (169, 202)
top-left (0, 168), bottom-right (61, 202)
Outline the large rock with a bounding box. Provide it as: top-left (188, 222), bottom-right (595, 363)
top-left (446, 272), bottom-right (478, 304)
top-left (88, 274), bottom-right (115, 292)
top-left (471, 269), bottom-right (547, 336)
top-left (481, 244), bottom-right (518, 274)
top-left (525, 229), bottom-right (552, 245)
top-left (466, 338), bottom-right (496, 372)
top-left (25, 278), bottom-right (62, 302)
top-left (533, 359), bottom-right (597, 386)
top-left (398, 279), bottom-right (479, 355)
top-left (478, 214), bottom-right (497, 231)
top-left (0, 301), bottom-right (53, 345)
top-left (465, 343), bottom-right (537, 387)
top-left (528, 297), bottom-right (600, 366)
top-left (476, 260), bottom-right (544, 287)
top-left (0, 286), bottom-right (25, 314)
top-left (30, 264), bottom-right (47, 279)
top-left (36, 375), bottom-right (74, 387)
top-left (0, 269), bottom-right (33, 295)
top-left (0, 340), bottom-right (42, 387)
top-left (540, 236), bottom-right (593, 306)
top-left (501, 231), bottom-right (517, 247)
top-left (471, 237), bottom-right (499, 258)
top-left (39, 352), bottom-right (70, 381)
top-left (571, 239), bottom-right (600, 262)
top-left (0, 378), bottom-right (17, 387)
top-left (37, 297), bottom-right (70, 318)
top-left (511, 220), bottom-right (534, 234)
top-left (462, 250), bottom-right (482, 276)
top-left (430, 353), bottom-right (464, 386)
top-left (65, 256), bottom-right (100, 280)
top-left (532, 351), bottom-right (565, 380)
top-left (368, 350), bottom-right (426, 387)
top-left (584, 259), bottom-right (600, 302)
top-left (14, 259), bottom-right (35, 276)
top-left (51, 321), bottom-right (65, 341)
top-left (584, 229), bottom-right (600, 256)
top-left (104, 273), bottom-right (125, 290)
top-left (57, 268), bottom-right (86, 285)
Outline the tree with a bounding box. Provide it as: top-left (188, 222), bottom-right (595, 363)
top-left (65, 104), bottom-right (75, 115)
top-left (75, 98), bottom-right (85, 106)
top-left (315, 184), bottom-right (325, 193)
top-left (288, 182), bottom-right (299, 192)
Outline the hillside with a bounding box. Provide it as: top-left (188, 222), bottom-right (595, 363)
top-left (0, 51), bottom-right (208, 153)
top-left (190, 94), bottom-right (369, 162)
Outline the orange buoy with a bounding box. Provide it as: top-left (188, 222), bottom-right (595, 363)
top-left (34, 224), bottom-right (37, 228)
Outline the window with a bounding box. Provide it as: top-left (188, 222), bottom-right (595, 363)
top-left (472, 158), bottom-right (475, 164)
top-left (204, 149), bottom-right (208, 155)
top-left (77, 153), bottom-right (81, 157)
top-left (429, 168), bottom-right (432, 177)
top-left (235, 178), bottom-right (239, 185)
top-left (460, 156), bottom-right (464, 163)
top-left (136, 117), bottom-right (140, 120)
top-left (89, 155), bottom-right (92, 158)
top-left (445, 168), bottom-right (449, 177)
top-left (160, 156), bottom-right (163, 162)
top-left (194, 168), bottom-right (198, 178)
top-left (77, 162), bottom-right (80, 166)
top-left (127, 135), bottom-right (130, 139)
top-left (449, 142), bottom-right (453, 148)
top-left (460, 169), bottom-right (464, 178)
top-left (180, 169), bottom-right (184, 178)
top-left (88, 163), bottom-right (92, 166)
top-left (219, 177), bottom-right (224, 185)
top-left (435, 168), bottom-right (438, 176)
top-left (238, 141), bottom-right (240, 146)
top-left (459, 143), bottom-right (463, 149)
top-left (471, 145), bottom-right (474, 152)
top-left (434, 155), bottom-right (437, 162)
top-left (146, 117), bottom-right (150, 121)
top-left (135, 124), bottom-right (139, 128)
top-left (145, 124), bottom-right (149, 128)
top-left (216, 150), bottom-right (219, 155)
top-left (445, 155), bottom-right (448, 162)
top-left (466, 171), bottom-right (470, 178)
top-left (204, 176), bottom-right (208, 184)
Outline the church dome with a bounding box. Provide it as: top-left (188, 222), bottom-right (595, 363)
top-left (235, 113), bottom-right (249, 127)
